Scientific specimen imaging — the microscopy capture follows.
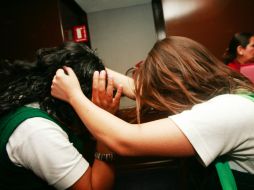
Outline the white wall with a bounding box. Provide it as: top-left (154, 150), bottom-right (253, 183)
top-left (87, 3), bottom-right (157, 107)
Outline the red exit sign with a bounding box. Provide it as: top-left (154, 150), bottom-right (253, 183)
top-left (73, 25), bottom-right (88, 42)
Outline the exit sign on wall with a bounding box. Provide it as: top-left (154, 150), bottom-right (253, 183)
top-left (73, 25), bottom-right (88, 42)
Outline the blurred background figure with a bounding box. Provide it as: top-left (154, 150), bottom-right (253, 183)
top-left (223, 32), bottom-right (254, 72)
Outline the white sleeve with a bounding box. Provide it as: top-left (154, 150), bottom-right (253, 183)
top-left (6, 117), bottom-right (90, 190)
top-left (170, 94), bottom-right (254, 167)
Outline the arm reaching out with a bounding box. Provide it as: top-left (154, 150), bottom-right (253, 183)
top-left (51, 67), bottom-right (194, 157)
top-left (106, 68), bottom-right (135, 99)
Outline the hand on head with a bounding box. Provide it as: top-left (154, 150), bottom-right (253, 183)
top-left (92, 70), bottom-right (123, 114)
top-left (51, 66), bottom-right (123, 114)
top-left (51, 66), bottom-right (82, 103)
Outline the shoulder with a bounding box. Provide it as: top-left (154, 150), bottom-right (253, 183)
top-left (7, 117), bottom-right (89, 189)
top-left (7, 117), bottom-right (69, 165)
top-left (13, 117), bottom-right (68, 140)
top-left (228, 62), bottom-right (241, 71)
top-left (170, 94), bottom-right (254, 166)
top-left (170, 94), bottom-right (254, 133)
top-left (193, 94), bottom-right (254, 112)
top-left (205, 94), bottom-right (254, 113)
top-left (170, 93), bottom-right (254, 141)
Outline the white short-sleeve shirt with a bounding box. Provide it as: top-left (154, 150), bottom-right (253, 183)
top-left (170, 94), bottom-right (254, 173)
top-left (6, 117), bottom-right (89, 190)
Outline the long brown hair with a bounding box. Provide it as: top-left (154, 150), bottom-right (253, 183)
top-left (134, 36), bottom-right (254, 121)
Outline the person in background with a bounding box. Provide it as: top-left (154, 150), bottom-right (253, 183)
top-left (223, 32), bottom-right (254, 72)
top-left (0, 42), bottom-right (120, 190)
top-left (51, 36), bottom-right (254, 189)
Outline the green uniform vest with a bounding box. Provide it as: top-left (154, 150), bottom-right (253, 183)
top-left (0, 106), bottom-right (84, 190)
top-left (215, 93), bottom-right (254, 190)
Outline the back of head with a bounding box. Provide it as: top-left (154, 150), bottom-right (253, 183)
top-left (223, 32), bottom-right (254, 64)
top-left (0, 42), bottom-right (105, 135)
top-left (134, 36), bottom-right (254, 117)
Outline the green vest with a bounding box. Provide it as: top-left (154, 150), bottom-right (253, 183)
top-left (215, 93), bottom-right (254, 190)
top-left (0, 106), bottom-right (84, 190)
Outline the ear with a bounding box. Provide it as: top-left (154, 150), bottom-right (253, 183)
top-left (237, 45), bottom-right (244, 56)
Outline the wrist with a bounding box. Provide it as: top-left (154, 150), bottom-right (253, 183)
top-left (95, 142), bottom-right (116, 162)
top-left (69, 90), bottom-right (86, 105)
top-left (94, 152), bottom-right (116, 162)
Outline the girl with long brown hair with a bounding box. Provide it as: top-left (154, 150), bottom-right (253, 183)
top-left (51, 36), bottom-right (254, 189)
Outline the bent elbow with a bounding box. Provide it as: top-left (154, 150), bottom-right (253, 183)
top-left (110, 135), bottom-right (137, 156)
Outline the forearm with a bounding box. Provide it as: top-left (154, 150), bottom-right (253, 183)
top-left (106, 68), bottom-right (135, 99)
top-left (69, 93), bottom-right (195, 158)
top-left (91, 142), bottom-right (115, 190)
top-left (68, 141), bottom-right (115, 190)
top-left (91, 160), bottom-right (114, 190)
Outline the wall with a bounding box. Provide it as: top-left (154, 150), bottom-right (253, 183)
top-left (87, 3), bottom-right (157, 107)
top-left (0, 0), bottom-right (62, 60)
top-left (158, 0), bottom-right (254, 60)
top-left (60, 0), bottom-right (91, 47)
top-left (0, 0), bottom-right (89, 61)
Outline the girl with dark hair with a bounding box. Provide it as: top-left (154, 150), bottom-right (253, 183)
top-left (52, 36), bottom-right (254, 189)
top-left (0, 42), bottom-right (119, 190)
top-left (223, 32), bottom-right (254, 72)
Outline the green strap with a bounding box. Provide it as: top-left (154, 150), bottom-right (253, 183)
top-left (0, 107), bottom-right (55, 153)
top-left (215, 161), bottom-right (237, 190)
top-left (215, 93), bottom-right (254, 190)
top-left (239, 94), bottom-right (254, 101)
top-left (0, 106), bottom-right (84, 164)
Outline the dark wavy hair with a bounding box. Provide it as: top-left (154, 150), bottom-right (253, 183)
top-left (223, 32), bottom-right (254, 64)
top-left (0, 42), bottom-right (105, 136)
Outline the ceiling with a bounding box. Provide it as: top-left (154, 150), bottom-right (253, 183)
top-left (74, 0), bottom-right (152, 13)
